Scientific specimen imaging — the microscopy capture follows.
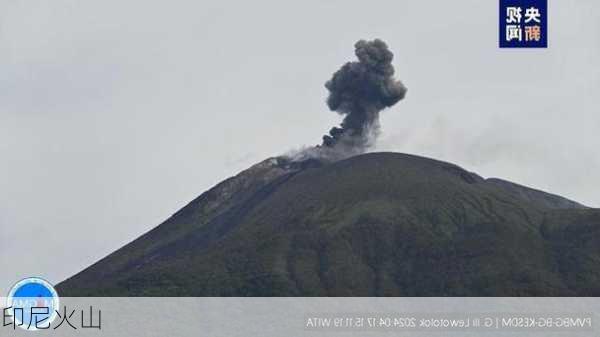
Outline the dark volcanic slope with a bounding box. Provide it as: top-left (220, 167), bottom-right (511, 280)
top-left (57, 153), bottom-right (600, 296)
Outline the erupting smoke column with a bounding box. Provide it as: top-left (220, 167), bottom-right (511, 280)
top-left (322, 39), bottom-right (407, 153)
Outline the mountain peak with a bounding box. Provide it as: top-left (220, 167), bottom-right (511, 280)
top-left (57, 152), bottom-right (599, 296)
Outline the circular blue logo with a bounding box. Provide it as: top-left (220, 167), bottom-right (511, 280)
top-left (6, 277), bottom-right (59, 330)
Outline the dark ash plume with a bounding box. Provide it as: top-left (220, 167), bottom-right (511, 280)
top-left (321, 39), bottom-right (407, 154)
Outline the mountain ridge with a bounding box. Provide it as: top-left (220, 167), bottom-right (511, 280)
top-left (57, 152), bottom-right (600, 296)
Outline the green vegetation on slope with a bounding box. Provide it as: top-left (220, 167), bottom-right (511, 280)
top-left (57, 153), bottom-right (600, 296)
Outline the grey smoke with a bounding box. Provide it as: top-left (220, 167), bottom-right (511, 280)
top-left (321, 39), bottom-right (407, 154)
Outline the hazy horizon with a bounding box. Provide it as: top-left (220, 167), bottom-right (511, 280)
top-left (1, 0), bottom-right (599, 290)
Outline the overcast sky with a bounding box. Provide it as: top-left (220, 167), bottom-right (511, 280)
top-left (1, 0), bottom-right (599, 291)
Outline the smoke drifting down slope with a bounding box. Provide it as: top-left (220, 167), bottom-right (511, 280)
top-left (297, 39), bottom-right (407, 161)
top-left (57, 152), bottom-right (596, 296)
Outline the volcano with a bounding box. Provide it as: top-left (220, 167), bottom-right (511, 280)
top-left (57, 152), bottom-right (600, 296)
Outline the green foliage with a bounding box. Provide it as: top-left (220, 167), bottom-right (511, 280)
top-left (57, 153), bottom-right (600, 296)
